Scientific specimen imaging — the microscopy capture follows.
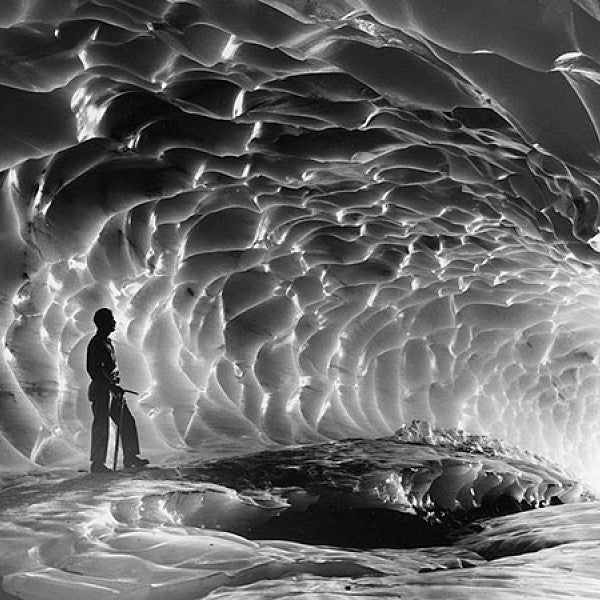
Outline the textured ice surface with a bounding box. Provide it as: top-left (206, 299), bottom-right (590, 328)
top-left (1, 0), bottom-right (600, 486)
top-left (0, 437), bottom-right (596, 600)
top-left (3, 0), bottom-right (600, 597)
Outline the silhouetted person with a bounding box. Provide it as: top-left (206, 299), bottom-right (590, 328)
top-left (87, 308), bottom-right (148, 473)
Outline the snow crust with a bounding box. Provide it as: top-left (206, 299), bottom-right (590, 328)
top-left (0, 438), bottom-right (595, 600)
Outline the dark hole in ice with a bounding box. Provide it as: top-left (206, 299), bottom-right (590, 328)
top-left (174, 437), bottom-right (567, 551)
top-left (243, 493), bottom-right (542, 550)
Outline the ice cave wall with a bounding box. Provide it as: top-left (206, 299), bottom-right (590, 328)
top-left (2, 0), bottom-right (600, 484)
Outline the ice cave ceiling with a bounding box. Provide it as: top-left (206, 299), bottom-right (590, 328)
top-left (2, 0), bottom-right (600, 484)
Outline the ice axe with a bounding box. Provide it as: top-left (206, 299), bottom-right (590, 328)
top-left (112, 388), bottom-right (139, 471)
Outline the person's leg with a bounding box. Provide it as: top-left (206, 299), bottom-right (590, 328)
top-left (89, 382), bottom-right (110, 468)
top-left (109, 396), bottom-right (145, 466)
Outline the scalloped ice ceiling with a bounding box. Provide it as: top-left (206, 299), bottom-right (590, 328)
top-left (3, 0), bottom-right (600, 486)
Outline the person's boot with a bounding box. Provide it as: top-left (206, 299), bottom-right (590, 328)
top-left (123, 455), bottom-right (149, 469)
top-left (91, 462), bottom-right (112, 474)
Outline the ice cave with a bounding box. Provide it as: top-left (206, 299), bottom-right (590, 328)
top-left (3, 0), bottom-right (600, 598)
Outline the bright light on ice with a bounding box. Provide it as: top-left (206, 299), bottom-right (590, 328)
top-left (222, 35), bottom-right (240, 60)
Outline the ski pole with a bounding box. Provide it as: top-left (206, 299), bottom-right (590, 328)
top-left (112, 389), bottom-right (138, 471)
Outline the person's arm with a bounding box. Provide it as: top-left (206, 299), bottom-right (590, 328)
top-left (86, 337), bottom-right (124, 394)
top-left (86, 337), bottom-right (104, 381)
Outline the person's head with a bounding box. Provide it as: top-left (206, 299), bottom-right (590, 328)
top-left (93, 308), bottom-right (116, 334)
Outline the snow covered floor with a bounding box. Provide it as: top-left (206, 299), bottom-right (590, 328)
top-left (1, 436), bottom-right (599, 600)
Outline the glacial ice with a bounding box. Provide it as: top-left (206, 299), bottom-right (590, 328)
top-left (3, 0), bottom-right (600, 597)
